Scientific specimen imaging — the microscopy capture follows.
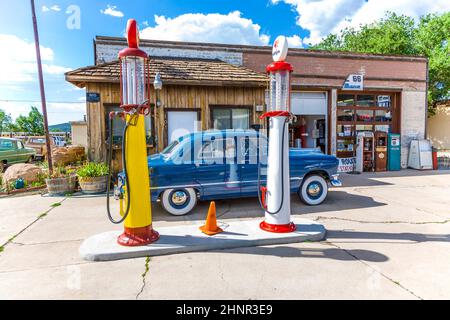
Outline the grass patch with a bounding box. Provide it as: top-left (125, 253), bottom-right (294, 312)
top-left (0, 246), bottom-right (4, 253)
top-left (38, 213), bottom-right (47, 219)
top-left (51, 202), bottom-right (62, 208)
top-left (142, 257), bottom-right (150, 278)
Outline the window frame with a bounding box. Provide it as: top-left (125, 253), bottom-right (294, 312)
top-left (210, 105), bottom-right (253, 130)
top-left (104, 103), bottom-right (156, 147)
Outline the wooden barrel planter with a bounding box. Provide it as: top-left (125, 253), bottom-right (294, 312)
top-left (45, 175), bottom-right (77, 196)
top-left (78, 175), bottom-right (108, 194)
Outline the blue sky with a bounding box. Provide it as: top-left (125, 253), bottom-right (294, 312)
top-left (0, 0), bottom-right (448, 124)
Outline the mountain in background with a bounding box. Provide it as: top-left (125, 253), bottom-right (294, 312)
top-left (49, 122), bottom-right (71, 132)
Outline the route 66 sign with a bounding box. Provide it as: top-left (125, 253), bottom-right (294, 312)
top-left (342, 74), bottom-right (364, 90)
top-left (272, 35), bottom-right (288, 62)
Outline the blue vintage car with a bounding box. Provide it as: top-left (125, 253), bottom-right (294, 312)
top-left (119, 130), bottom-right (341, 215)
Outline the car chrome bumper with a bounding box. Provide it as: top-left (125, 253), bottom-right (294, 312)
top-left (330, 174), bottom-right (342, 187)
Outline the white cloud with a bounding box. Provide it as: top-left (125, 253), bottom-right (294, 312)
top-left (42, 5), bottom-right (61, 12)
top-left (272, 0), bottom-right (450, 45)
top-left (286, 35), bottom-right (304, 48)
top-left (100, 5), bottom-right (124, 18)
top-left (140, 11), bottom-right (270, 46)
top-left (0, 34), bottom-right (71, 84)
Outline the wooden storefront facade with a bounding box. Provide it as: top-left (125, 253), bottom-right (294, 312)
top-left (67, 58), bottom-right (267, 170)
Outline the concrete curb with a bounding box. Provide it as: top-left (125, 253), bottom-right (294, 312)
top-left (79, 218), bottom-right (326, 261)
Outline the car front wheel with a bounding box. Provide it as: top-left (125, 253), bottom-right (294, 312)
top-left (299, 175), bottom-right (328, 206)
top-left (161, 188), bottom-right (197, 216)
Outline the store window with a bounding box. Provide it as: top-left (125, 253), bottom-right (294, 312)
top-left (336, 93), bottom-right (395, 158)
top-left (211, 107), bottom-right (250, 130)
top-left (337, 94), bottom-right (355, 107)
top-left (356, 95), bottom-right (375, 107)
top-left (104, 105), bottom-right (154, 145)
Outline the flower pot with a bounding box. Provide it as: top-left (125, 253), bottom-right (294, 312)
top-left (45, 175), bottom-right (77, 196)
top-left (78, 175), bottom-right (108, 194)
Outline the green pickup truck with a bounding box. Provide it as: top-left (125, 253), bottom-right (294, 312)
top-left (0, 138), bottom-right (36, 172)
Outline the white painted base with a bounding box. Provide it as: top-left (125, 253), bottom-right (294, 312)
top-left (79, 218), bottom-right (326, 261)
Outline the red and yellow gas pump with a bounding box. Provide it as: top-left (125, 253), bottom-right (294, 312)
top-left (106, 19), bottom-right (159, 246)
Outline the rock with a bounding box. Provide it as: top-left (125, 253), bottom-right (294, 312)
top-left (3, 163), bottom-right (43, 185)
top-left (52, 146), bottom-right (86, 166)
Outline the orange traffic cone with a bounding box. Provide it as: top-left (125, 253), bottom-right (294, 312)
top-left (199, 201), bottom-right (223, 236)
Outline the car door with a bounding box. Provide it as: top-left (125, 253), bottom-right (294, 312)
top-left (9, 140), bottom-right (21, 163)
top-left (16, 141), bottom-right (31, 163)
top-left (193, 134), bottom-right (240, 199)
top-left (239, 135), bottom-right (268, 197)
top-left (0, 139), bottom-right (15, 164)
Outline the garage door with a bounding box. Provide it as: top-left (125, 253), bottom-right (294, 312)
top-left (167, 111), bottom-right (199, 143)
top-left (291, 92), bottom-right (327, 115)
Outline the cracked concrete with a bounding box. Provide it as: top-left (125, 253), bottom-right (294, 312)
top-left (136, 257), bottom-right (150, 300)
top-left (0, 169), bottom-right (449, 299)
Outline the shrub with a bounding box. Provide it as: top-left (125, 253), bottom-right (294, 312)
top-left (47, 166), bottom-right (75, 179)
top-left (76, 162), bottom-right (109, 178)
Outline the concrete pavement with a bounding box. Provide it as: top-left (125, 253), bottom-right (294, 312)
top-left (0, 169), bottom-right (449, 299)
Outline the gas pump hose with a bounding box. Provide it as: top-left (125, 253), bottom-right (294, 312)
top-left (106, 102), bottom-right (149, 224)
top-left (257, 117), bottom-right (288, 215)
top-left (106, 115), bottom-right (132, 224)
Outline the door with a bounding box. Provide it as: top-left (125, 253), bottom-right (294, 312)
top-left (167, 111), bottom-right (199, 144)
top-left (290, 92), bottom-right (328, 151)
top-left (15, 141), bottom-right (29, 162)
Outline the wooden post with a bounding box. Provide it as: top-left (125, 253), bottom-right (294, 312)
top-left (30, 0), bottom-right (53, 174)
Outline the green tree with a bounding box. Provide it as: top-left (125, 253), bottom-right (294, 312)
top-left (415, 13), bottom-right (450, 110)
top-left (0, 109), bottom-right (13, 134)
top-left (311, 12), bottom-right (450, 115)
top-left (15, 106), bottom-right (44, 135)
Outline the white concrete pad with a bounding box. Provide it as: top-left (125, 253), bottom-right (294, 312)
top-left (79, 218), bottom-right (326, 261)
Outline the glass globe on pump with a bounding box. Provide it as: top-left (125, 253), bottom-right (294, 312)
top-left (119, 20), bottom-right (150, 112)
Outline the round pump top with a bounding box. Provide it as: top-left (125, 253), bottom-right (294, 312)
top-left (266, 35), bottom-right (293, 73)
top-left (118, 19), bottom-right (148, 59)
top-left (272, 35), bottom-right (288, 62)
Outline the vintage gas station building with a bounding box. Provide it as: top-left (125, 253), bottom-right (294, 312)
top-left (66, 36), bottom-right (427, 170)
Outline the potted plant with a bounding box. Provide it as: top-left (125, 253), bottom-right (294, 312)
top-left (45, 166), bottom-right (77, 196)
top-left (76, 162), bottom-right (109, 194)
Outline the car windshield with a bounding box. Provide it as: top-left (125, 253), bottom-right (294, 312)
top-left (161, 140), bottom-right (180, 156)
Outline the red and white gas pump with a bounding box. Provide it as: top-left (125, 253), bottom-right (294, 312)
top-left (259, 36), bottom-right (296, 233)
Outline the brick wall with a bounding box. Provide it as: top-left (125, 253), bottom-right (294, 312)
top-left (96, 43), bottom-right (243, 66)
top-left (243, 52), bottom-right (427, 89)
